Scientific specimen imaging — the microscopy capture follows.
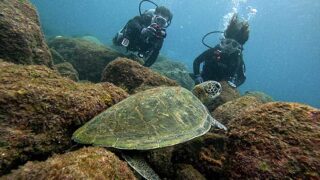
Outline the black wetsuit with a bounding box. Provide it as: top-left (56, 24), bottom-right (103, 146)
top-left (193, 45), bottom-right (246, 87)
top-left (118, 14), bottom-right (165, 67)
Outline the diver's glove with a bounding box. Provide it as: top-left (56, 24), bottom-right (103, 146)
top-left (195, 74), bottom-right (204, 85)
top-left (227, 76), bottom-right (237, 88)
top-left (227, 81), bottom-right (236, 88)
top-left (141, 26), bottom-right (156, 38)
top-left (148, 23), bottom-right (166, 39)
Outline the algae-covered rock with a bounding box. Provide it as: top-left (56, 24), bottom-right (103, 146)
top-left (172, 133), bottom-right (228, 179)
top-left (171, 102), bottom-right (320, 179)
top-left (80, 35), bottom-right (105, 46)
top-left (0, 0), bottom-right (53, 67)
top-left (2, 147), bottom-right (136, 180)
top-left (101, 58), bottom-right (178, 94)
top-left (151, 59), bottom-right (194, 90)
top-left (226, 102), bottom-right (320, 179)
top-left (0, 60), bottom-right (128, 175)
top-left (175, 164), bottom-right (206, 180)
top-left (244, 91), bottom-right (274, 103)
top-left (50, 48), bottom-right (65, 64)
top-left (146, 147), bottom-right (175, 178)
top-left (54, 62), bottom-right (79, 81)
top-left (48, 37), bottom-right (123, 82)
top-left (212, 95), bottom-right (265, 126)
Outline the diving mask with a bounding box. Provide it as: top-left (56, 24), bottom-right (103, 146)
top-left (219, 38), bottom-right (242, 56)
top-left (152, 15), bottom-right (168, 28)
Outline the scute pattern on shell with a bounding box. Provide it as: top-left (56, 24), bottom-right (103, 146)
top-left (73, 87), bottom-right (213, 150)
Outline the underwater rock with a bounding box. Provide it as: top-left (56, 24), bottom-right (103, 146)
top-left (212, 95), bottom-right (266, 126)
top-left (226, 102), bottom-right (320, 179)
top-left (54, 62), bottom-right (79, 81)
top-left (2, 147), bottom-right (136, 180)
top-left (175, 164), bottom-right (206, 180)
top-left (101, 58), bottom-right (178, 94)
top-left (151, 59), bottom-right (194, 90)
top-left (0, 0), bottom-right (53, 67)
top-left (244, 91), bottom-right (274, 103)
top-left (171, 102), bottom-right (320, 179)
top-left (0, 60), bottom-right (128, 175)
top-left (206, 81), bottom-right (240, 111)
top-left (172, 133), bottom-right (228, 179)
top-left (146, 147), bottom-right (175, 178)
top-left (80, 35), bottom-right (105, 46)
top-left (48, 37), bottom-right (123, 82)
top-left (50, 48), bottom-right (65, 64)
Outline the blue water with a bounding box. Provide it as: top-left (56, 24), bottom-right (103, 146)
top-left (31, 0), bottom-right (320, 108)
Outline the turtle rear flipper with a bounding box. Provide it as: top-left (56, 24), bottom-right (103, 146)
top-left (122, 152), bottom-right (161, 180)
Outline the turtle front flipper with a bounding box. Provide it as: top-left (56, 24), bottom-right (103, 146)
top-left (122, 152), bottom-right (161, 180)
top-left (209, 115), bottom-right (228, 131)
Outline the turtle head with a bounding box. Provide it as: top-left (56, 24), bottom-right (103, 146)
top-left (203, 81), bottom-right (222, 100)
top-left (192, 81), bottom-right (222, 106)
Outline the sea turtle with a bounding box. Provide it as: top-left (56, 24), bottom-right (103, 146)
top-left (192, 81), bottom-right (222, 106)
top-left (72, 86), bottom-right (226, 179)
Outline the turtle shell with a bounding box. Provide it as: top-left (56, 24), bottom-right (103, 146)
top-left (72, 86), bottom-right (213, 150)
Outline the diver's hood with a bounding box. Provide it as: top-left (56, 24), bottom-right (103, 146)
top-left (144, 9), bottom-right (156, 17)
top-left (219, 38), bottom-right (242, 56)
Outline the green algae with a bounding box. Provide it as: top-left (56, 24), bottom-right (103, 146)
top-left (259, 161), bottom-right (270, 172)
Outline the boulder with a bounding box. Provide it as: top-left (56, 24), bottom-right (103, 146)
top-left (0, 0), bottom-right (52, 67)
top-left (101, 58), bottom-right (178, 94)
top-left (175, 164), bottom-right (206, 180)
top-left (54, 62), bottom-right (79, 81)
top-left (80, 35), bottom-right (105, 46)
top-left (151, 59), bottom-right (194, 90)
top-left (168, 102), bottom-right (320, 179)
top-left (50, 48), bottom-right (65, 64)
top-left (48, 37), bottom-right (123, 82)
top-left (226, 102), bottom-right (320, 179)
top-left (212, 95), bottom-right (265, 126)
top-left (244, 91), bottom-right (274, 103)
top-left (147, 147), bottom-right (175, 178)
top-left (0, 60), bottom-right (128, 175)
top-left (171, 133), bottom-right (228, 179)
top-left (2, 147), bottom-right (136, 180)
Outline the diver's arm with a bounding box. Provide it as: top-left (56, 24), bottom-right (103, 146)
top-left (144, 40), bottom-right (163, 67)
top-left (193, 49), bottom-right (215, 76)
top-left (125, 16), bottom-right (145, 36)
top-left (144, 49), bottom-right (160, 67)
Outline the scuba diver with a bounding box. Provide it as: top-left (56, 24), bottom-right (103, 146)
top-left (113, 0), bottom-right (173, 67)
top-left (193, 13), bottom-right (249, 87)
